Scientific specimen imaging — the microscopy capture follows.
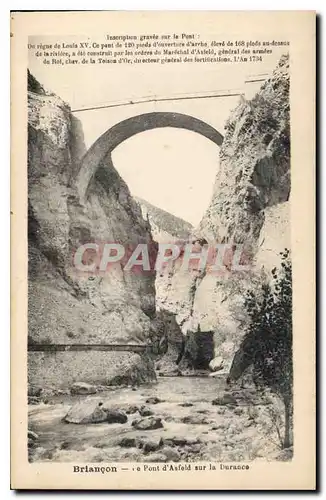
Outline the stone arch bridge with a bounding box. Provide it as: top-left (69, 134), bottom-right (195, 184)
top-left (75, 111), bottom-right (224, 201)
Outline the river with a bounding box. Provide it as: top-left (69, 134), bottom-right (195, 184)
top-left (28, 375), bottom-right (289, 463)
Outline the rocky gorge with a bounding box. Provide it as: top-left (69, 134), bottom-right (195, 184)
top-left (28, 70), bottom-right (157, 390)
top-left (27, 54), bottom-right (292, 461)
top-left (147, 54), bottom-right (291, 375)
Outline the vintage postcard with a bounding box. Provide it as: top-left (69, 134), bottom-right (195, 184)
top-left (11, 10), bottom-right (316, 490)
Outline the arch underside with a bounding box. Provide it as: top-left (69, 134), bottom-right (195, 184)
top-left (75, 111), bottom-right (223, 200)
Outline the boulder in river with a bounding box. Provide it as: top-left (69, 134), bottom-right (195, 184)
top-left (122, 404), bottom-right (140, 415)
top-left (70, 382), bottom-right (98, 395)
top-left (132, 416), bottom-right (164, 430)
top-left (181, 415), bottom-right (210, 425)
top-left (118, 437), bottom-right (138, 448)
top-left (212, 393), bottom-right (238, 406)
top-left (160, 446), bottom-right (180, 462)
top-left (139, 406), bottom-right (154, 417)
top-left (141, 437), bottom-right (162, 453)
top-left (145, 397), bottom-right (163, 404)
top-left (64, 399), bottom-right (128, 424)
top-left (163, 436), bottom-right (200, 447)
top-left (106, 409), bottom-right (128, 424)
top-left (209, 356), bottom-right (224, 372)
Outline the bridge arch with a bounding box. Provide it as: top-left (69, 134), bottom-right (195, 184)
top-left (75, 111), bottom-right (223, 200)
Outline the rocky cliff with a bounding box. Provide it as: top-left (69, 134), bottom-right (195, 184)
top-left (27, 53), bottom-right (291, 388)
top-left (27, 71), bottom-right (157, 391)
top-left (197, 54), bottom-right (290, 249)
top-left (135, 197), bottom-right (193, 242)
top-left (155, 55), bottom-right (291, 371)
top-left (134, 197), bottom-right (193, 372)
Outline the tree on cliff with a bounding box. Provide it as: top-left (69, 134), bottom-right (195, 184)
top-left (228, 249), bottom-right (293, 448)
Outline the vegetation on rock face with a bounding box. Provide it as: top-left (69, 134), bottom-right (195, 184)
top-left (228, 249), bottom-right (293, 448)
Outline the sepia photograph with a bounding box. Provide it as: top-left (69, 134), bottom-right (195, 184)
top-left (10, 10), bottom-right (315, 490)
top-left (27, 36), bottom-right (293, 465)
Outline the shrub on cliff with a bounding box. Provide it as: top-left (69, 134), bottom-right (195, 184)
top-left (228, 249), bottom-right (293, 448)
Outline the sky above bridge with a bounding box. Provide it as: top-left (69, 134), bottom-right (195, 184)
top-left (29, 36), bottom-right (287, 226)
